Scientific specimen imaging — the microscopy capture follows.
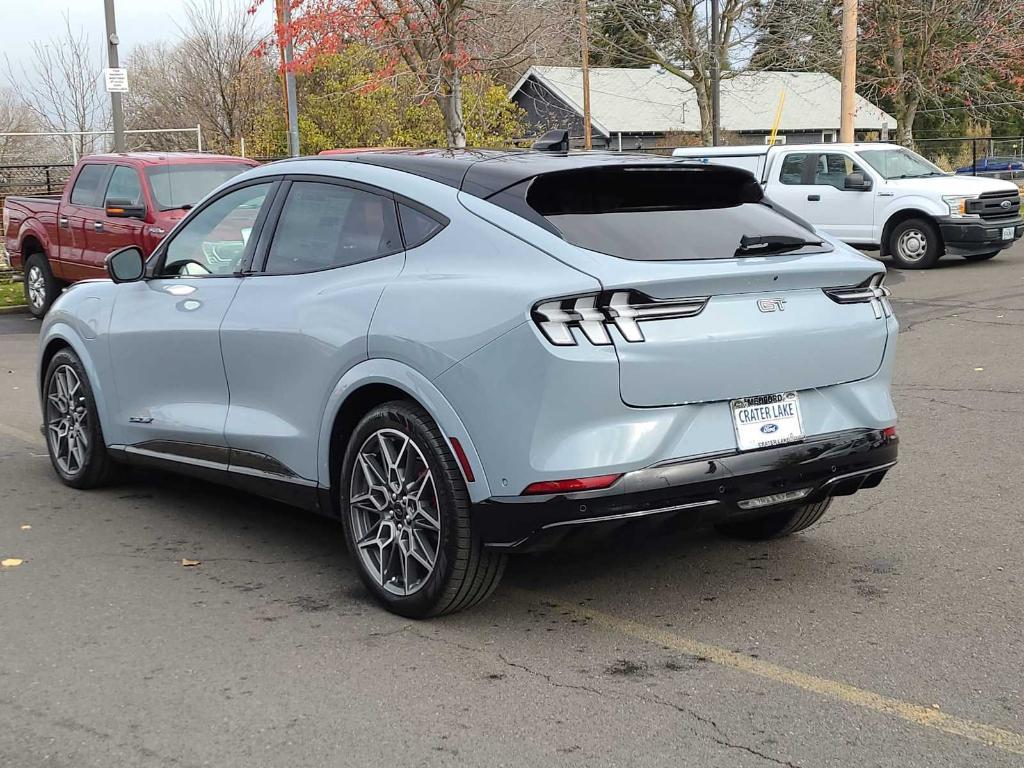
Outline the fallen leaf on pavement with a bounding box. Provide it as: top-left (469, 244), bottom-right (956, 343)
top-left (180, 558), bottom-right (201, 567)
top-left (1, 558), bottom-right (24, 568)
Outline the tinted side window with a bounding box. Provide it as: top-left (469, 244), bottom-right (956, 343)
top-left (161, 183), bottom-right (271, 277)
top-left (779, 154), bottom-right (809, 185)
top-left (105, 166), bottom-right (143, 205)
top-left (264, 182), bottom-right (401, 275)
top-left (70, 164), bottom-right (110, 207)
top-left (399, 203), bottom-right (446, 248)
top-left (813, 153), bottom-right (866, 189)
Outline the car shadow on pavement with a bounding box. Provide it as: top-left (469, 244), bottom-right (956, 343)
top-left (116, 466), bottom-right (850, 621)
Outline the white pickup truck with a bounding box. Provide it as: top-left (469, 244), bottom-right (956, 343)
top-left (672, 143), bottom-right (1023, 269)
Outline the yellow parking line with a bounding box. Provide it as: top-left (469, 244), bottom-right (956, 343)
top-left (517, 590), bottom-right (1024, 756)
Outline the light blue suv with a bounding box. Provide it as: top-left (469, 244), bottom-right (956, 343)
top-left (37, 150), bottom-right (899, 617)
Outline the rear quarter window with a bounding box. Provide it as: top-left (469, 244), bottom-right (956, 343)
top-left (70, 164), bottom-right (111, 207)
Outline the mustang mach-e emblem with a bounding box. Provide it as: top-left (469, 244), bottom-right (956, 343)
top-left (1001, 199), bottom-right (1012, 209)
top-left (757, 298), bottom-right (786, 313)
top-left (761, 423), bottom-right (779, 434)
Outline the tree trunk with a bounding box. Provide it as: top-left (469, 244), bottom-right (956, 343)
top-left (438, 66), bottom-right (466, 149)
top-left (694, 80), bottom-right (713, 146)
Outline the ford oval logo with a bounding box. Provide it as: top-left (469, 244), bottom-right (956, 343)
top-left (1001, 199), bottom-right (1012, 209)
top-left (760, 423), bottom-right (779, 434)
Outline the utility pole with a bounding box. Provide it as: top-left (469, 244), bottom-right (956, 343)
top-left (710, 0), bottom-right (720, 146)
top-left (579, 0), bottom-right (592, 150)
top-left (839, 0), bottom-right (857, 143)
top-left (103, 0), bottom-right (125, 153)
top-left (277, 0), bottom-right (300, 157)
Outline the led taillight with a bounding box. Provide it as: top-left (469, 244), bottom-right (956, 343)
top-left (522, 473), bottom-right (623, 495)
top-left (532, 290), bottom-right (709, 346)
top-left (882, 426), bottom-right (897, 439)
top-left (823, 273), bottom-right (892, 319)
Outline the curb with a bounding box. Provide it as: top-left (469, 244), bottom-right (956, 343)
top-left (0, 304), bottom-right (30, 315)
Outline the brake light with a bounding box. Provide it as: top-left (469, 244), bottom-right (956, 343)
top-left (882, 426), bottom-right (897, 439)
top-left (522, 473), bottom-right (622, 495)
top-left (532, 290), bottom-right (709, 346)
top-left (823, 273), bottom-right (892, 319)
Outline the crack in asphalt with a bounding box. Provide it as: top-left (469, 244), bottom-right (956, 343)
top-left (898, 392), bottom-right (1024, 416)
top-left (410, 629), bottom-right (803, 768)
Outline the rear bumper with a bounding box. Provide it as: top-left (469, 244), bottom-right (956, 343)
top-left (937, 216), bottom-right (1024, 255)
top-left (473, 428), bottom-right (897, 551)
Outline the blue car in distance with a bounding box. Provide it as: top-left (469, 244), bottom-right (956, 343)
top-left (37, 150), bottom-right (899, 617)
top-left (955, 156), bottom-right (1024, 175)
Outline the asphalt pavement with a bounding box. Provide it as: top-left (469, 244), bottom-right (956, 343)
top-left (1, 246), bottom-right (1023, 767)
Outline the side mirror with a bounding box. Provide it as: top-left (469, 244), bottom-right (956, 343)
top-left (844, 172), bottom-right (872, 191)
top-left (106, 246), bottom-right (145, 284)
top-left (105, 199), bottom-right (146, 219)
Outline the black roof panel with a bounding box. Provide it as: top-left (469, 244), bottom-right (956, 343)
top-left (319, 149), bottom-right (688, 199)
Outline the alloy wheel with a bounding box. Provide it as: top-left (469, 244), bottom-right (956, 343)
top-left (27, 265), bottom-right (46, 309)
top-left (349, 428), bottom-right (442, 596)
top-left (45, 364), bottom-right (89, 475)
top-left (896, 229), bottom-right (928, 262)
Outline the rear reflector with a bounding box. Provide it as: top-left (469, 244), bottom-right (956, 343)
top-left (737, 487), bottom-right (811, 510)
top-left (523, 473), bottom-right (622, 495)
top-left (449, 437), bottom-right (475, 483)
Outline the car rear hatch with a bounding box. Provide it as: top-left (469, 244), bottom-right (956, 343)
top-left (521, 164), bottom-right (892, 407)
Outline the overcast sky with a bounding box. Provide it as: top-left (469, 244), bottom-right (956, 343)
top-left (3, 0), bottom-right (274, 75)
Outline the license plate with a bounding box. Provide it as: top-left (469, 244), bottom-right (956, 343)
top-left (1002, 226), bottom-right (1014, 240)
top-left (731, 392), bottom-right (804, 451)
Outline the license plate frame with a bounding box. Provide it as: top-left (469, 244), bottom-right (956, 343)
top-left (731, 392), bottom-right (804, 452)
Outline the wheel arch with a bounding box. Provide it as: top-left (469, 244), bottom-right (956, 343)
top-left (880, 208), bottom-right (943, 256)
top-left (38, 325), bottom-right (114, 444)
top-left (318, 359), bottom-right (493, 504)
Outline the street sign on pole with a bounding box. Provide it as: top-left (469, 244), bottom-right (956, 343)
top-left (104, 68), bottom-right (129, 93)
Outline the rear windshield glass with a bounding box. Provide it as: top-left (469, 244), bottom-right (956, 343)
top-left (527, 166), bottom-right (828, 261)
top-left (145, 163), bottom-right (253, 211)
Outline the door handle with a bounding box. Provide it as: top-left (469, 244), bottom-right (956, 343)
top-left (92, 221), bottom-right (104, 232)
top-left (807, 194), bottom-right (821, 202)
top-left (58, 216), bottom-right (69, 228)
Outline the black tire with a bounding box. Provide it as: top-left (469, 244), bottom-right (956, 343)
top-left (24, 252), bottom-right (60, 318)
top-left (715, 498), bottom-right (832, 541)
top-left (962, 251), bottom-right (999, 262)
top-left (888, 218), bottom-right (941, 269)
top-left (42, 348), bottom-right (120, 489)
top-left (339, 400), bottom-right (506, 618)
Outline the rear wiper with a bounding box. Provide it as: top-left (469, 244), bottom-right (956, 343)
top-left (735, 234), bottom-right (822, 257)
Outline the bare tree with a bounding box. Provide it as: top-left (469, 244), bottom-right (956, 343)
top-left (0, 87), bottom-right (48, 165)
top-left (752, 0), bottom-right (1024, 145)
top-left (593, 0), bottom-right (769, 144)
top-left (5, 15), bottom-right (110, 160)
top-left (125, 0), bottom-right (276, 154)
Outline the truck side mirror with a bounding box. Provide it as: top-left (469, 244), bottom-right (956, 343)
top-left (844, 172), bottom-right (872, 191)
top-left (106, 246), bottom-right (145, 284)
top-left (106, 198), bottom-right (146, 219)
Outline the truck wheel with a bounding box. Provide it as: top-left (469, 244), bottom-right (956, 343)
top-left (888, 218), bottom-right (941, 269)
top-left (24, 253), bottom-right (59, 318)
top-left (962, 251), bottom-right (998, 262)
top-left (340, 400), bottom-right (506, 618)
top-left (715, 499), bottom-right (832, 541)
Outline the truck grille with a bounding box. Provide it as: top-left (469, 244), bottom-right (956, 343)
top-left (967, 190), bottom-right (1021, 220)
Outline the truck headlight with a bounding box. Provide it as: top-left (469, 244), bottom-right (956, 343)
top-left (942, 195), bottom-right (981, 218)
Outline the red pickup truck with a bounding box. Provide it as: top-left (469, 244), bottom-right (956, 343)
top-left (2, 152), bottom-right (258, 316)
